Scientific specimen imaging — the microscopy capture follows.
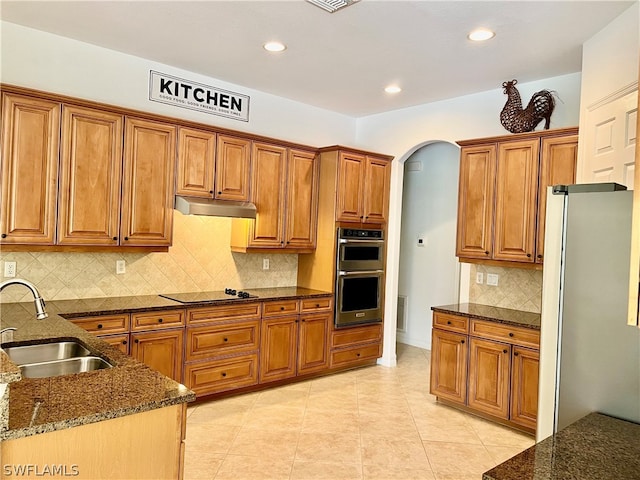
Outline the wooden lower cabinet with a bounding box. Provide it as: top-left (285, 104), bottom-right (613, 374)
top-left (429, 329), bottom-right (468, 405)
top-left (259, 316), bottom-right (298, 383)
top-left (510, 346), bottom-right (540, 430)
top-left (297, 313), bottom-right (330, 374)
top-left (329, 322), bottom-right (383, 369)
top-left (467, 337), bottom-right (511, 419)
top-left (131, 329), bottom-right (183, 383)
top-left (1, 404), bottom-right (185, 480)
top-left (98, 333), bottom-right (130, 354)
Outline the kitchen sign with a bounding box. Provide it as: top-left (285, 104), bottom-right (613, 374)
top-left (149, 71), bottom-right (250, 122)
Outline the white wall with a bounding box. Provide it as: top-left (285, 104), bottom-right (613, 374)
top-left (397, 142), bottom-right (460, 349)
top-left (0, 21), bottom-right (355, 147)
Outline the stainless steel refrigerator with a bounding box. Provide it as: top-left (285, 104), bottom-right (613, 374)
top-left (537, 183), bottom-right (640, 442)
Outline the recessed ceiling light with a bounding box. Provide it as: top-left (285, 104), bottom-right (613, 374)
top-left (264, 41), bottom-right (286, 52)
top-left (468, 28), bottom-right (495, 42)
top-left (385, 85), bottom-right (402, 94)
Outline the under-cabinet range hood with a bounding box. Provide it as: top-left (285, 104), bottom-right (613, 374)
top-left (174, 196), bottom-right (257, 219)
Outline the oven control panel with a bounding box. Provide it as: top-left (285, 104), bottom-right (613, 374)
top-left (339, 228), bottom-right (383, 240)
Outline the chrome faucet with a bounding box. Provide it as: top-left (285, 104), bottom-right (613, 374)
top-left (0, 279), bottom-right (48, 319)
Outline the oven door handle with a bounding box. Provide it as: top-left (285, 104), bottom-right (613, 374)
top-left (338, 238), bottom-right (384, 244)
top-left (338, 270), bottom-right (384, 276)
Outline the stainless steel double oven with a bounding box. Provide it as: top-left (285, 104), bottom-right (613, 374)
top-left (335, 227), bottom-right (385, 328)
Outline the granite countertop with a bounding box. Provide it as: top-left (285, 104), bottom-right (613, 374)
top-left (431, 303), bottom-right (540, 330)
top-left (0, 287), bottom-right (331, 441)
top-left (483, 413), bottom-right (640, 480)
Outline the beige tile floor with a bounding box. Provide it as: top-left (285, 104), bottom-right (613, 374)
top-left (184, 343), bottom-right (535, 480)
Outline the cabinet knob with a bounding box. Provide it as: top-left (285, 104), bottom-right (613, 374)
top-left (484, 251), bottom-right (489, 255)
top-left (158, 318), bottom-right (163, 323)
top-left (209, 190), bottom-right (214, 195)
top-left (509, 332), bottom-right (514, 337)
top-left (295, 319), bottom-right (299, 323)
top-left (447, 321), bottom-right (452, 325)
top-left (316, 304), bottom-right (320, 308)
top-left (221, 372), bottom-right (227, 377)
top-left (217, 191), bottom-right (222, 195)
top-left (122, 340), bottom-right (127, 345)
top-left (124, 236), bottom-right (129, 241)
top-left (223, 337), bottom-right (228, 342)
top-left (97, 324), bottom-right (103, 329)
top-left (1, 234), bottom-right (6, 238)
top-left (461, 339), bottom-right (465, 344)
top-left (537, 254), bottom-right (543, 259)
top-left (503, 349), bottom-right (508, 354)
top-left (360, 216), bottom-right (364, 219)
top-left (514, 352), bottom-right (519, 356)
top-left (134, 339), bottom-right (139, 343)
top-left (280, 306), bottom-right (285, 310)
top-left (112, 236), bottom-right (117, 241)
top-left (526, 253), bottom-right (532, 258)
top-left (356, 353), bottom-right (361, 357)
top-left (301, 319), bottom-right (305, 322)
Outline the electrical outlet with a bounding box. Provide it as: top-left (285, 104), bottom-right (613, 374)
top-left (417, 236), bottom-right (426, 247)
top-left (262, 258), bottom-right (270, 270)
top-left (116, 260), bottom-right (126, 275)
top-left (4, 261), bottom-right (16, 278)
top-left (487, 273), bottom-right (499, 286)
top-left (476, 272), bottom-right (484, 284)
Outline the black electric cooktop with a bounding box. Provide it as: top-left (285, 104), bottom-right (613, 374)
top-left (159, 288), bottom-right (258, 304)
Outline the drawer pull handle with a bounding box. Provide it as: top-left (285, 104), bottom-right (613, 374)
top-left (509, 332), bottom-right (514, 337)
top-left (97, 324), bottom-right (103, 329)
top-left (280, 307), bottom-right (285, 310)
top-left (221, 372), bottom-right (227, 377)
top-left (158, 318), bottom-right (163, 323)
top-left (461, 339), bottom-right (465, 344)
top-left (514, 352), bottom-right (519, 356)
top-left (223, 337), bottom-right (228, 342)
top-left (503, 349), bottom-right (508, 354)
top-left (356, 353), bottom-right (361, 357)
top-left (447, 321), bottom-right (452, 325)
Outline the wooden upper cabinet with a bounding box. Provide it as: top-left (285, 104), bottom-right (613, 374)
top-left (363, 156), bottom-right (391, 223)
top-left (175, 127), bottom-right (216, 198)
top-left (493, 139), bottom-right (540, 263)
top-left (456, 144), bottom-right (496, 259)
top-left (121, 117), bottom-right (176, 246)
top-left (536, 134), bottom-right (578, 263)
top-left (285, 149), bottom-right (318, 249)
top-left (1, 93), bottom-right (60, 244)
top-left (57, 105), bottom-right (124, 245)
top-left (248, 142), bottom-right (287, 247)
top-left (215, 135), bottom-right (251, 202)
top-left (336, 152), bottom-right (365, 222)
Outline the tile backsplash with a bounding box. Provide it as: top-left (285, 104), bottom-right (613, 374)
top-left (0, 212), bottom-right (298, 303)
top-left (468, 264), bottom-right (543, 313)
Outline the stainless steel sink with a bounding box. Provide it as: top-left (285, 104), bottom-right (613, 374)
top-left (2, 340), bottom-right (91, 365)
top-left (19, 356), bottom-right (112, 378)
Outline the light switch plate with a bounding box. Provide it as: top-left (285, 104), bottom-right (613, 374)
top-left (262, 258), bottom-right (270, 270)
top-left (116, 260), bottom-right (126, 275)
top-left (487, 273), bottom-right (499, 286)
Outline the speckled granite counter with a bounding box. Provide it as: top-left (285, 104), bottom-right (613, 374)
top-left (0, 287), bottom-right (331, 441)
top-left (483, 413), bottom-right (640, 480)
top-left (431, 303), bottom-right (540, 330)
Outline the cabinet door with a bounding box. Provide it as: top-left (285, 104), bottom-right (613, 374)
top-left (58, 105), bottom-right (123, 245)
top-left (468, 337), bottom-right (511, 419)
top-left (131, 329), bottom-right (183, 383)
top-left (99, 333), bottom-right (130, 355)
top-left (336, 152), bottom-right (365, 222)
top-left (429, 329), bottom-right (468, 405)
top-left (1, 93), bottom-right (60, 244)
top-left (363, 156), bottom-right (390, 224)
top-left (510, 346), bottom-right (539, 430)
top-left (259, 316), bottom-right (297, 383)
top-left (536, 135), bottom-right (578, 263)
top-left (248, 142), bottom-right (287, 247)
top-left (285, 149), bottom-right (318, 249)
top-left (456, 144), bottom-right (496, 259)
top-left (215, 135), bottom-right (251, 201)
top-left (175, 127), bottom-right (215, 198)
top-left (493, 139), bottom-right (539, 262)
top-left (297, 312), bottom-right (329, 375)
top-left (121, 117), bottom-right (176, 246)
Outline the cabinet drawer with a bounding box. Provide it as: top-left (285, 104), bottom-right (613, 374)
top-left (470, 319), bottom-right (540, 349)
top-left (262, 300), bottom-right (299, 317)
top-left (184, 354), bottom-right (258, 397)
top-left (330, 343), bottom-right (382, 368)
top-left (186, 319), bottom-right (260, 361)
top-left (131, 309), bottom-right (185, 331)
top-left (187, 303), bottom-right (261, 325)
top-left (331, 323), bottom-right (382, 349)
top-left (70, 314), bottom-right (130, 334)
top-left (433, 312), bottom-right (469, 334)
top-left (300, 296), bottom-right (333, 313)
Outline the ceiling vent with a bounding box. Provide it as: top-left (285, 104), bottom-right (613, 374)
top-left (306, 0), bottom-right (359, 13)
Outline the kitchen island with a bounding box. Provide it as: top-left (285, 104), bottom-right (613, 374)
top-left (483, 412), bottom-right (640, 479)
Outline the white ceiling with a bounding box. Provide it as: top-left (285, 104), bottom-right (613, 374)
top-left (0, 0), bottom-right (635, 117)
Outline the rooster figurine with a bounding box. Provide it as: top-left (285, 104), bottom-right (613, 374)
top-left (500, 79), bottom-right (555, 133)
